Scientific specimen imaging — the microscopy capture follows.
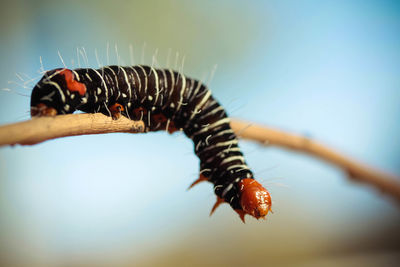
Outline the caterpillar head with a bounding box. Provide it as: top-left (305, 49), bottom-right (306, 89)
top-left (31, 68), bottom-right (86, 117)
top-left (239, 178), bottom-right (272, 220)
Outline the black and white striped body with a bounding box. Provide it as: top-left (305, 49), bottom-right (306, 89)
top-left (31, 65), bottom-right (254, 211)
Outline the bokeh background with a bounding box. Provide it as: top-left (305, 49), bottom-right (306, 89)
top-left (1, 0), bottom-right (400, 266)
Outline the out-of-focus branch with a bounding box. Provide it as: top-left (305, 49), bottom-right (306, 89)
top-left (0, 114), bottom-right (399, 203)
top-left (231, 119), bottom-right (400, 203)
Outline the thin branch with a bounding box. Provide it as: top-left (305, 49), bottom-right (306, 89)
top-left (0, 114), bottom-right (399, 203)
top-left (231, 119), bottom-right (400, 203)
top-left (0, 113), bottom-right (145, 146)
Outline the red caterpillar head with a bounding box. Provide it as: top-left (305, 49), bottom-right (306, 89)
top-left (31, 68), bottom-right (86, 117)
top-left (239, 178), bottom-right (272, 220)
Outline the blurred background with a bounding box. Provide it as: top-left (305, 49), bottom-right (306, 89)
top-left (1, 0), bottom-right (400, 266)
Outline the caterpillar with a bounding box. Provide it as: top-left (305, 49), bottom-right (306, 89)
top-left (30, 65), bottom-right (272, 222)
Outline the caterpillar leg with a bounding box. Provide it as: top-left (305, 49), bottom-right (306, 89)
top-left (165, 119), bottom-right (178, 134)
top-left (31, 103), bottom-right (57, 117)
top-left (188, 174), bottom-right (208, 189)
top-left (151, 114), bottom-right (178, 133)
top-left (109, 103), bottom-right (124, 120)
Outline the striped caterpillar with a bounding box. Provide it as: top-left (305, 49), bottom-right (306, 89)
top-left (30, 65), bottom-right (272, 222)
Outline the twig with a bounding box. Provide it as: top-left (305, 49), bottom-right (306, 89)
top-left (0, 114), bottom-right (399, 203)
top-left (231, 119), bottom-right (400, 203)
top-left (0, 113), bottom-right (145, 146)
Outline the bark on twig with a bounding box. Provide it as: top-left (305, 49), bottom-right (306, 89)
top-left (0, 114), bottom-right (399, 203)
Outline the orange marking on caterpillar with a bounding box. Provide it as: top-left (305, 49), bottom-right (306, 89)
top-left (239, 178), bottom-right (272, 220)
top-left (59, 69), bottom-right (86, 96)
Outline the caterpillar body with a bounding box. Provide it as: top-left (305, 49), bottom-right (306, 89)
top-left (30, 65), bottom-right (272, 222)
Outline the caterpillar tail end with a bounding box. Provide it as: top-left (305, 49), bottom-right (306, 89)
top-left (239, 178), bottom-right (272, 221)
top-left (31, 103), bottom-right (57, 117)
